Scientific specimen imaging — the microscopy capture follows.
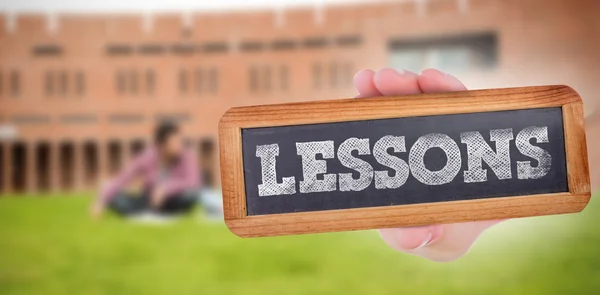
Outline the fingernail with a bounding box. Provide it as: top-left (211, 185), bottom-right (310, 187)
top-left (416, 231), bottom-right (433, 249)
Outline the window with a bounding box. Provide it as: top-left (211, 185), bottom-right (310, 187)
top-left (129, 70), bottom-right (138, 95)
top-left (116, 70), bottom-right (126, 94)
top-left (202, 42), bottom-right (229, 54)
top-left (304, 37), bottom-right (329, 49)
top-left (389, 32), bottom-right (498, 73)
top-left (208, 68), bottom-right (218, 94)
top-left (337, 35), bottom-right (362, 47)
top-left (109, 114), bottom-right (144, 123)
top-left (61, 114), bottom-right (96, 124)
top-left (12, 115), bottom-right (50, 124)
top-left (179, 69), bottom-right (188, 94)
top-left (240, 41), bottom-right (264, 52)
top-left (146, 69), bottom-right (155, 95)
top-left (312, 63), bottom-right (322, 90)
top-left (33, 45), bottom-right (62, 56)
top-left (194, 69), bottom-right (204, 94)
top-left (249, 66), bottom-right (259, 93)
top-left (271, 39), bottom-right (297, 51)
top-left (139, 44), bottom-right (165, 55)
top-left (75, 71), bottom-right (85, 96)
top-left (279, 65), bottom-right (289, 91)
top-left (10, 71), bottom-right (19, 97)
top-left (107, 44), bottom-right (132, 56)
top-left (45, 71), bottom-right (54, 96)
top-left (262, 66), bottom-right (271, 92)
top-left (343, 62), bottom-right (354, 87)
top-left (329, 62), bottom-right (339, 88)
top-left (172, 43), bottom-right (196, 55)
top-left (155, 113), bottom-right (190, 123)
top-left (59, 71), bottom-right (68, 96)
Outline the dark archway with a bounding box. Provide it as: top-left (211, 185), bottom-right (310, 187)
top-left (11, 142), bottom-right (27, 193)
top-left (59, 142), bottom-right (75, 190)
top-left (199, 137), bottom-right (216, 188)
top-left (108, 141), bottom-right (122, 174)
top-left (83, 142), bottom-right (98, 187)
top-left (36, 142), bottom-right (51, 192)
top-left (130, 139), bottom-right (146, 158)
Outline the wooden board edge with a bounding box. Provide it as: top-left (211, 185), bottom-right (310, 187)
top-left (219, 85), bottom-right (581, 129)
top-left (563, 102), bottom-right (591, 195)
top-left (218, 85), bottom-right (590, 237)
top-left (218, 122), bottom-right (246, 220)
top-left (225, 192), bottom-right (590, 237)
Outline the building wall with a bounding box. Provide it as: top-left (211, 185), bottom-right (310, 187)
top-left (0, 0), bottom-right (598, 194)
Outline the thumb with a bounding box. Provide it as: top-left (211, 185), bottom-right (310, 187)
top-left (379, 225), bottom-right (443, 252)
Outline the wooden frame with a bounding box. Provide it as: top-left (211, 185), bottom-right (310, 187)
top-left (219, 85), bottom-right (591, 237)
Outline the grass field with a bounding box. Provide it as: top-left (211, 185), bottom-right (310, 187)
top-left (0, 193), bottom-right (599, 295)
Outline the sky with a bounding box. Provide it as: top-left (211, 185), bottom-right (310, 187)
top-left (0, 0), bottom-right (387, 13)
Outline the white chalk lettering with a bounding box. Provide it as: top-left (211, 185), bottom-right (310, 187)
top-left (516, 126), bottom-right (552, 179)
top-left (256, 144), bottom-right (296, 196)
top-left (338, 138), bottom-right (374, 192)
top-left (254, 126), bottom-right (553, 195)
top-left (296, 141), bottom-right (337, 193)
top-left (409, 133), bottom-right (462, 185)
top-left (461, 129), bottom-right (514, 183)
top-left (373, 135), bottom-right (409, 189)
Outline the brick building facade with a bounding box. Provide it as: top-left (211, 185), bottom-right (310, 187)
top-left (0, 0), bottom-right (598, 194)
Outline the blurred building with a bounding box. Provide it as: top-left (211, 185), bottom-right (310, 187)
top-left (0, 0), bottom-right (598, 194)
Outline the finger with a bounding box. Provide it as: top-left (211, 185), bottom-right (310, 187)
top-left (353, 69), bottom-right (382, 98)
top-left (379, 225), bottom-right (443, 252)
top-left (409, 220), bottom-right (505, 262)
top-left (373, 68), bottom-right (422, 96)
top-left (418, 68), bottom-right (467, 93)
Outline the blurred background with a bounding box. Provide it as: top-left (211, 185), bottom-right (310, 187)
top-left (0, 0), bottom-right (599, 294)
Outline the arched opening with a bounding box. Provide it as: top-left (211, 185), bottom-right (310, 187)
top-left (83, 142), bottom-right (98, 187)
top-left (199, 137), bottom-right (216, 188)
top-left (59, 142), bottom-right (75, 190)
top-left (36, 142), bottom-right (51, 192)
top-left (108, 141), bottom-right (122, 175)
top-left (11, 142), bottom-right (27, 193)
top-left (130, 139), bottom-right (146, 158)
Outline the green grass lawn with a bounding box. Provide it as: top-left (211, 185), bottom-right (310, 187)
top-left (0, 193), bottom-right (599, 295)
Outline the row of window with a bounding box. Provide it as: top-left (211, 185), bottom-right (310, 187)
top-left (178, 68), bottom-right (218, 94)
top-left (2, 62), bottom-right (354, 99)
top-left (102, 35), bottom-right (362, 57)
top-left (0, 71), bottom-right (21, 97)
top-left (312, 61), bottom-right (354, 90)
top-left (44, 71), bottom-right (85, 97)
top-left (10, 113), bottom-right (191, 125)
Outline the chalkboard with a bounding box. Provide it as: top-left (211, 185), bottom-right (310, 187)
top-left (219, 86), bottom-right (590, 237)
top-left (242, 108), bottom-right (568, 215)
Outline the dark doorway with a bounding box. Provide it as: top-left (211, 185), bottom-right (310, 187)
top-left (199, 137), bottom-right (216, 188)
top-left (36, 142), bottom-right (51, 192)
top-left (11, 142), bottom-right (27, 193)
top-left (130, 139), bottom-right (146, 158)
top-left (83, 142), bottom-right (98, 187)
top-left (59, 142), bottom-right (75, 190)
top-left (108, 141), bottom-right (122, 174)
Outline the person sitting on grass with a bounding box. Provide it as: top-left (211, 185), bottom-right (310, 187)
top-left (91, 121), bottom-right (201, 219)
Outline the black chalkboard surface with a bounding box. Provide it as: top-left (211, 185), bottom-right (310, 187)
top-left (242, 108), bottom-right (568, 215)
top-left (219, 85), bottom-right (590, 237)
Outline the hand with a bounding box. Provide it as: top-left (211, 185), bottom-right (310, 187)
top-left (90, 200), bottom-right (105, 220)
top-left (150, 188), bottom-right (167, 210)
top-left (353, 68), bottom-right (504, 262)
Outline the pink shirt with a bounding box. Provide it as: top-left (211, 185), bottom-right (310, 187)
top-left (100, 147), bottom-right (201, 204)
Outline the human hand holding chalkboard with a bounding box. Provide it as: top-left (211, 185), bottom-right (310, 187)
top-left (353, 68), bottom-right (504, 262)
